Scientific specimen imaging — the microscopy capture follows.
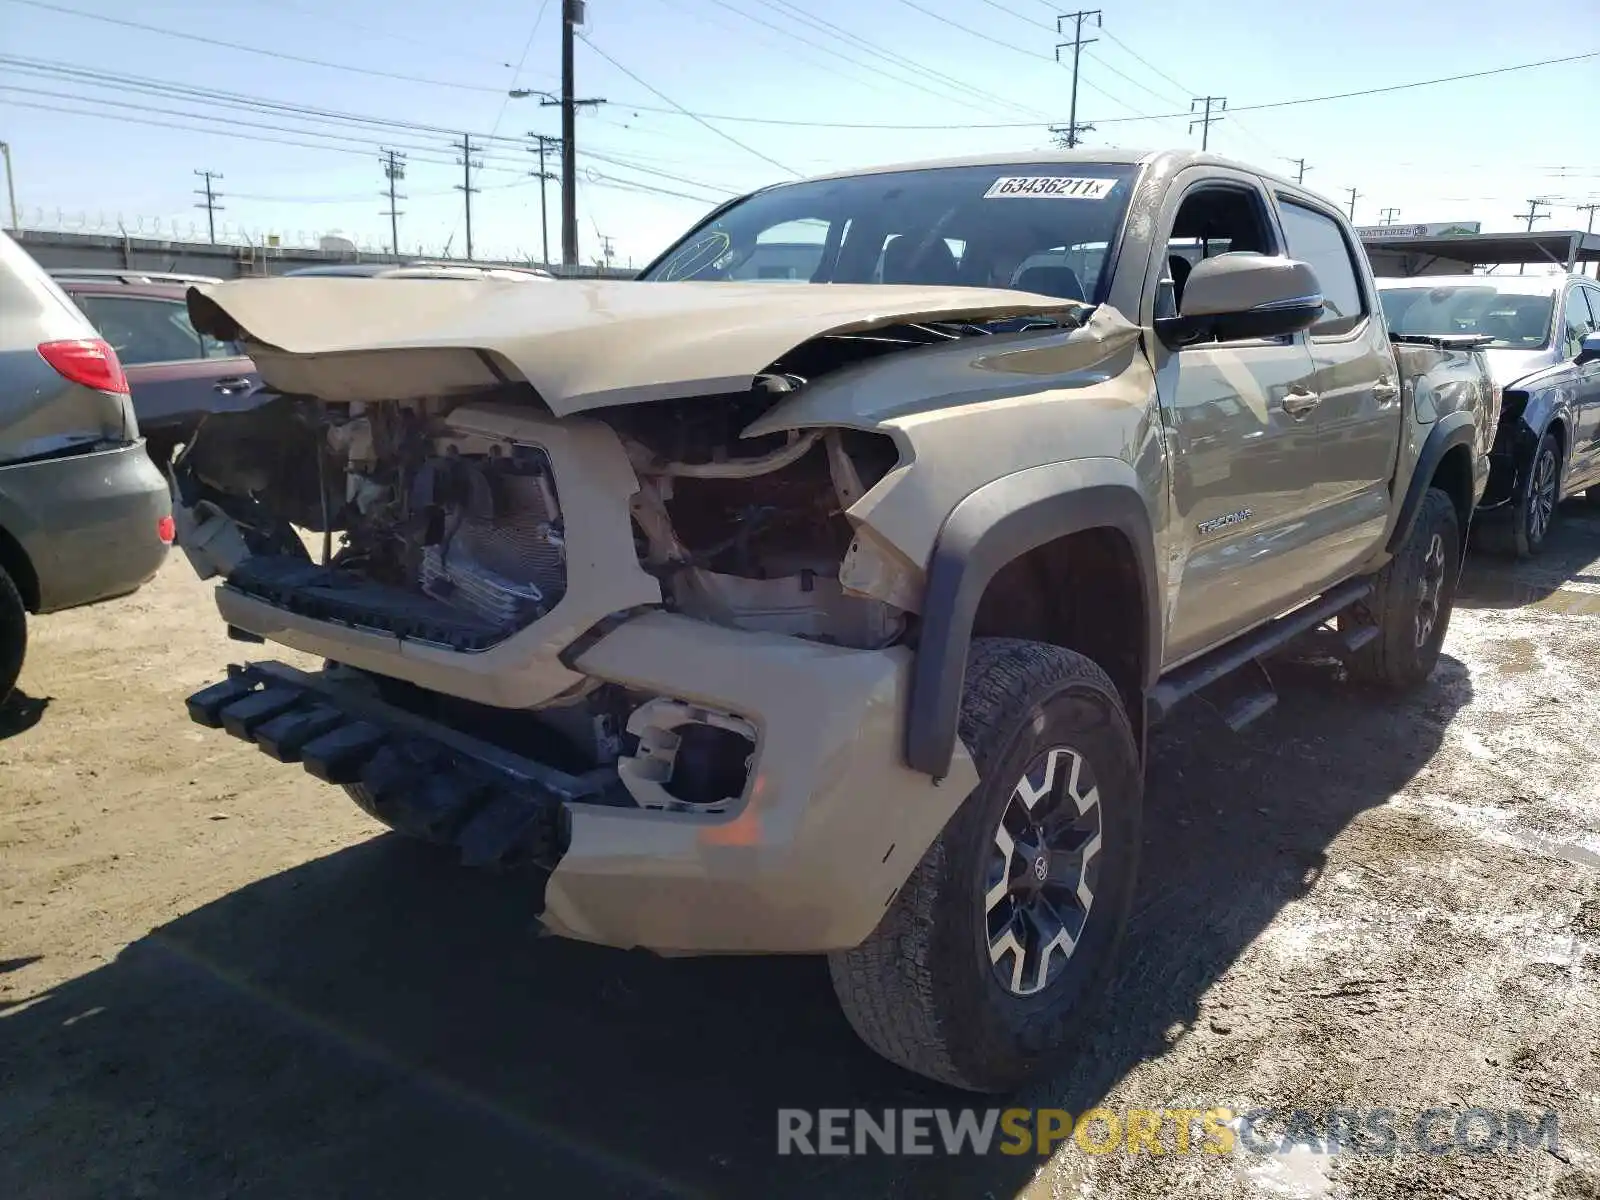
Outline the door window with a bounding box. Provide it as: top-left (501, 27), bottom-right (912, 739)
top-left (1276, 200), bottom-right (1367, 337)
top-left (1159, 184), bottom-right (1277, 328)
top-left (74, 295), bottom-right (238, 364)
top-left (1563, 287), bottom-right (1599, 358)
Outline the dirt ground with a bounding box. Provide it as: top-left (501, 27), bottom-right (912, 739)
top-left (3, 510), bottom-right (1599, 1200)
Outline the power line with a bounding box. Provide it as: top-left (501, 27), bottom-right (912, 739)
top-left (584, 169), bottom-right (722, 206)
top-left (1, 57), bottom-right (535, 148)
top-left (11, 42), bottom-right (1589, 140)
top-left (1099, 27), bottom-right (1190, 95)
top-left (689, 0), bottom-right (1042, 121)
top-left (0, 84), bottom-right (499, 163)
top-left (578, 35), bottom-right (798, 176)
top-left (0, 96), bottom-right (726, 214)
top-left (754, 0), bottom-right (1049, 119)
top-left (193, 169), bottom-right (223, 243)
top-left (446, 0), bottom-right (550, 267)
top-left (574, 46), bottom-right (1600, 129)
top-left (2, 74), bottom-right (693, 186)
top-left (9, 0), bottom-right (510, 95)
top-left (886, 0), bottom-right (1152, 118)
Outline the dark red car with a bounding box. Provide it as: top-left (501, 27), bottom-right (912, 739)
top-left (51, 270), bottom-right (264, 469)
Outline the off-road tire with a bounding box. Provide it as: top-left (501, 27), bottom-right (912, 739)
top-left (827, 638), bottom-right (1142, 1093)
top-left (1344, 487), bottom-right (1460, 691)
top-left (1482, 430), bottom-right (1561, 558)
top-left (0, 564), bottom-right (26, 707)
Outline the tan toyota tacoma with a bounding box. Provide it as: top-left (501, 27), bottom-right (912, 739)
top-left (173, 150), bottom-right (1496, 1092)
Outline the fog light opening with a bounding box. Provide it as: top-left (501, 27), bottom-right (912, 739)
top-left (616, 698), bottom-right (756, 813)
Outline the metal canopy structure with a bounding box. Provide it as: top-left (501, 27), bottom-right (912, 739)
top-left (1361, 230), bottom-right (1600, 277)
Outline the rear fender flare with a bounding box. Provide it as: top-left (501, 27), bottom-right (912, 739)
top-left (905, 458), bottom-right (1160, 778)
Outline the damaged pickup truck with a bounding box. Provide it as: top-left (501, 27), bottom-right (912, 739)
top-left (176, 150), bottom-right (1496, 1092)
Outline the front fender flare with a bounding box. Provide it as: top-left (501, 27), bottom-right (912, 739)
top-left (906, 458), bottom-right (1160, 778)
top-left (1387, 410), bottom-right (1476, 555)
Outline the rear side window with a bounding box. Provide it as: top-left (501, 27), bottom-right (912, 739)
top-left (1276, 200), bottom-right (1367, 337)
top-left (74, 295), bottom-right (236, 364)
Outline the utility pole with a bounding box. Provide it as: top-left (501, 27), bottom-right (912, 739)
top-left (1189, 96), bottom-right (1226, 152)
top-left (598, 232), bottom-right (615, 268)
top-left (0, 141), bottom-right (17, 231)
top-left (1516, 197), bottom-right (1550, 233)
top-left (1579, 203), bottom-right (1600, 278)
top-left (542, 0), bottom-right (605, 268)
top-left (1052, 10), bottom-right (1100, 149)
top-left (1345, 187), bottom-right (1360, 222)
top-left (379, 148), bottom-right (406, 258)
top-left (528, 133), bottom-right (561, 268)
top-left (453, 134), bottom-right (482, 260)
top-left (193, 170), bottom-right (223, 244)
top-left (1288, 158), bottom-right (1310, 185)
top-left (1380, 207), bottom-right (1401, 226)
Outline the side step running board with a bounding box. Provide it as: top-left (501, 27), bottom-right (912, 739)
top-left (1147, 578), bottom-right (1373, 725)
top-left (187, 662), bottom-right (619, 869)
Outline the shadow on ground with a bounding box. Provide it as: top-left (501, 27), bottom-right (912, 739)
top-left (0, 689), bottom-right (49, 740)
top-left (1459, 500), bottom-right (1600, 611)
top-left (0, 658), bottom-right (1472, 1200)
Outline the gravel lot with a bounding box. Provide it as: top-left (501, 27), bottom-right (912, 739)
top-left (3, 509), bottom-right (1599, 1200)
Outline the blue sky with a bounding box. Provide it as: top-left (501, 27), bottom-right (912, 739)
top-left (1, 0), bottom-right (1595, 266)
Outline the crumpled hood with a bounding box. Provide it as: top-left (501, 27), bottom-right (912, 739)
top-left (187, 277), bottom-right (1088, 416)
top-left (1480, 346), bottom-right (1563, 393)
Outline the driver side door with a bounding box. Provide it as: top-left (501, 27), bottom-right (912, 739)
top-left (1146, 170), bottom-right (1326, 665)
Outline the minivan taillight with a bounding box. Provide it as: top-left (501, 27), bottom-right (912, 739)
top-left (37, 338), bottom-right (130, 395)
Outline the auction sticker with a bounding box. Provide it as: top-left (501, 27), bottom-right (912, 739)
top-left (984, 176), bottom-right (1117, 199)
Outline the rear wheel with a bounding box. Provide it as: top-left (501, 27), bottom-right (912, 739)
top-left (1343, 486), bottom-right (1460, 691)
top-left (828, 639), bottom-right (1141, 1093)
top-left (0, 564), bottom-right (26, 707)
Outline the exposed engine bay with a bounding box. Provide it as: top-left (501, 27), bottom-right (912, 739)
top-left (169, 325), bottom-right (1014, 806)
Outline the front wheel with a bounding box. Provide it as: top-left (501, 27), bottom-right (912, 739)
top-left (1343, 486), bottom-right (1460, 691)
top-left (828, 639), bottom-right (1142, 1093)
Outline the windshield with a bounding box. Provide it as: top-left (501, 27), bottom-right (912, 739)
top-left (1379, 284), bottom-right (1556, 350)
top-left (639, 163), bottom-right (1139, 303)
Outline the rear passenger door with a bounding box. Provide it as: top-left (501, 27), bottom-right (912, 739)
top-left (71, 293), bottom-right (258, 437)
top-left (1273, 196), bottom-right (1399, 577)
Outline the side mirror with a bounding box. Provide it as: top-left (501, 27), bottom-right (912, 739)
top-left (1577, 331), bottom-right (1600, 366)
top-left (1156, 253), bottom-right (1325, 347)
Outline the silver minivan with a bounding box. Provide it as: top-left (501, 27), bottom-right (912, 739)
top-left (0, 231), bottom-right (173, 702)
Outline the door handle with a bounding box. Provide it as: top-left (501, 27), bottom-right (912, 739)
top-left (1372, 376), bottom-right (1399, 403)
top-left (1282, 388), bottom-right (1321, 418)
top-left (213, 376), bottom-right (253, 394)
